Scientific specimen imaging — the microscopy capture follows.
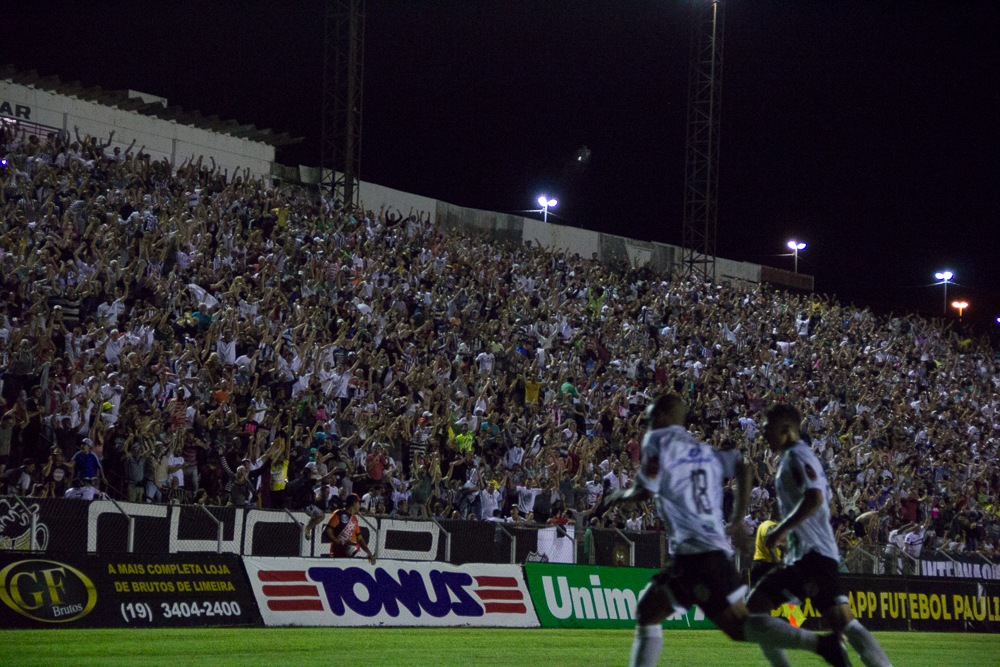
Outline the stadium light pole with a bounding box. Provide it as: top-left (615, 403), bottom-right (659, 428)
top-left (786, 240), bottom-right (806, 273)
top-left (537, 196), bottom-right (558, 224)
top-left (934, 271), bottom-right (953, 316)
top-left (951, 300), bottom-right (968, 320)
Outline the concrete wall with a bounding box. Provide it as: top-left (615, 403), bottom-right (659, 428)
top-left (269, 165), bottom-right (811, 288)
top-left (717, 256), bottom-right (763, 283)
top-left (760, 265), bottom-right (814, 291)
top-left (1, 80), bottom-right (275, 181)
top-left (359, 181), bottom-right (437, 219)
top-left (523, 217), bottom-right (601, 260)
top-left (436, 201), bottom-right (524, 246)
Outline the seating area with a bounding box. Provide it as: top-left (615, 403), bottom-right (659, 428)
top-left (1, 124), bottom-right (997, 559)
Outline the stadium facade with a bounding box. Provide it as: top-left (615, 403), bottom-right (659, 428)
top-left (0, 65), bottom-right (297, 182)
top-left (2, 65), bottom-right (809, 290)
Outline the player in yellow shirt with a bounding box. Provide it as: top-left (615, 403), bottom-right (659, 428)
top-left (751, 500), bottom-right (783, 585)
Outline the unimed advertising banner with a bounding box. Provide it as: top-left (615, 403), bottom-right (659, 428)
top-left (523, 563), bottom-right (715, 630)
top-left (0, 553), bottom-right (259, 628)
top-left (244, 557), bottom-right (539, 628)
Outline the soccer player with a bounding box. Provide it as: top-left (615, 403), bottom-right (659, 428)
top-left (324, 493), bottom-right (377, 564)
top-left (748, 404), bottom-right (892, 667)
top-left (751, 500), bottom-right (783, 585)
top-left (607, 394), bottom-right (850, 667)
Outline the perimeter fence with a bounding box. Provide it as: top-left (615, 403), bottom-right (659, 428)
top-left (0, 496), bottom-right (666, 568)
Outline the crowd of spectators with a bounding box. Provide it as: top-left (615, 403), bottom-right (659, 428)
top-left (1, 123), bottom-right (998, 563)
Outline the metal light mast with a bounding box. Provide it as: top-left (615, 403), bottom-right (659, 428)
top-left (681, 0), bottom-right (724, 283)
top-left (321, 0), bottom-right (365, 209)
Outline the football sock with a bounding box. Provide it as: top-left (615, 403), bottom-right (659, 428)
top-left (844, 619), bottom-right (893, 667)
top-left (628, 623), bottom-right (663, 667)
top-left (759, 646), bottom-right (792, 667)
top-left (743, 614), bottom-right (819, 651)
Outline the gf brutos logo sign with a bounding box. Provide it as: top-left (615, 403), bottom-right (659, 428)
top-left (0, 560), bottom-right (97, 623)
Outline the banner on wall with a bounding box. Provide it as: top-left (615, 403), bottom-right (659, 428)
top-left (0, 553), bottom-right (259, 628)
top-left (535, 526), bottom-right (575, 564)
top-left (917, 552), bottom-right (1000, 580)
top-left (0, 497), bottom-right (447, 559)
top-left (523, 563), bottom-right (715, 630)
top-left (244, 557), bottom-right (538, 628)
top-left (793, 574), bottom-right (1000, 633)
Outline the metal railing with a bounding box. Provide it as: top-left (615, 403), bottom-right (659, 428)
top-left (614, 527), bottom-right (635, 567)
top-left (198, 504), bottom-right (224, 554)
top-left (842, 541), bottom-right (999, 577)
top-left (107, 498), bottom-right (136, 553)
top-left (10, 496), bottom-right (42, 551)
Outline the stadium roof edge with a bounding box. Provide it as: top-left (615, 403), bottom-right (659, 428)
top-left (1, 63), bottom-right (303, 149)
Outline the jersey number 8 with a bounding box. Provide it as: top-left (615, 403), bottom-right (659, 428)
top-left (691, 469), bottom-right (712, 514)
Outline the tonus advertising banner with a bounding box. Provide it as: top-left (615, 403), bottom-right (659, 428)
top-left (0, 553), bottom-right (259, 628)
top-left (523, 563), bottom-right (716, 630)
top-left (244, 558), bottom-right (539, 628)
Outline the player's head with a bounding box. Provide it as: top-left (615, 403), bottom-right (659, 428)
top-left (345, 493), bottom-right (361, 514)
top-left (763, 403), bottom-right (801, 450)
top-left (644, 393), bottom-right (685, 430)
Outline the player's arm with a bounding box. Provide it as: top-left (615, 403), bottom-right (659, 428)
top-left (605, 478), bottom-right (652, 508)
top-left (606, 447), bottom-right (658, 508)
top-left (728, 458), bottom-right (752, 526)
top-left (765, 488), bottom-right (822, 551)
top-left (724, 457), bottom-right (753, 548)
top-left (762, 523), bottom-right (783, 561)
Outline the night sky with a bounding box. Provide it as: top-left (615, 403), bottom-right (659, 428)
top-left (3, 2), bottom-right (998, 323)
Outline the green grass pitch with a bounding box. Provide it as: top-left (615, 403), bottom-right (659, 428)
top-left (2, 628), bottom-right (999, 666)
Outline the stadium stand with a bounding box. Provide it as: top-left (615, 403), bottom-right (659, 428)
top-left (0, 121), bottom-right (998, 566)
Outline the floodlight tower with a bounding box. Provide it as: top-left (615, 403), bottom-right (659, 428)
top-left (934, 271), bottom-right (953, 316)
top-left (787, 240), bottom-right (806, 273)
top-left (681, 0), bottom-right (724, 284)
top-left (322, 0), bottom-right (365, 210)
top-left (537, 196), bottom-right (558, 223)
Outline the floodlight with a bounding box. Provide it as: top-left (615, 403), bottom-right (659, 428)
top-left (537, 195), bottom-right (558, 222)
top-left (786, 240), bottom-right (806, 272)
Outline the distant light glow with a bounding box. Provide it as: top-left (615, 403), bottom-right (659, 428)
top-left (935, 271), bottom-right (954, 282)
top-left (0, 158), bottom-right (6, 166)
top-left (538, 196), bottom-right (548, 207)
top-left (547, 198), bottom-right (557, 208)
top-left (952, 301), bottom-right (968, 309)
top-left (786, 240), bottom-right (806, 251)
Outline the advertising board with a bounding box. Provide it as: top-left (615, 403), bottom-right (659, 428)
top-left (0, 553), bottom-right (259, 628)
top-left (244, 557), bottom-right (538, 628)
top-left (0, 498), bottom-right (446, 559)
top-left (786, 574), bottom-right (1000, 633)
top-left (917, 552), bottom-right (1000, 580)
top-left (523, 563), bottom-right (715, 630)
